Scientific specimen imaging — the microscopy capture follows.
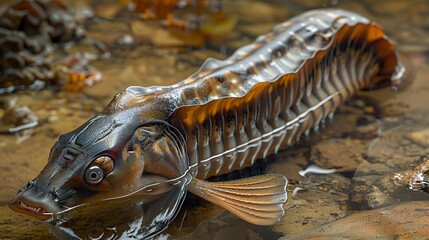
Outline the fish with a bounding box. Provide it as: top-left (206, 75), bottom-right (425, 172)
top-left (9, 9), bottom-right (404, 239)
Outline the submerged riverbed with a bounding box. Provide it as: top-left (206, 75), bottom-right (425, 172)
top-left (1, 0), bottom-right (429, 239)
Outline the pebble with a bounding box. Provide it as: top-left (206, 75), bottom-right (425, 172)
top-left (47, 115), bottom-right (59, 122)
top-left (116, 34), bottom-right (135, 46)
top-left (408, 128), bottom-right (429, 148)
top-left (359, 185), bottom-right (398, 210)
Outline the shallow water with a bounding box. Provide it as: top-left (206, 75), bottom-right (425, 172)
top-left (1, 0), bottom-right (429, 239)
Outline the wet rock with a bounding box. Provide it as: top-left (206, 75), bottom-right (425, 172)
top-left (274, 173), bottom-right (350, 235)
top-left (408, 128), bottom-right (429, 148)
top-left (391, 157), bottom-right (429, 193)
top-left (274, 186), bottom-right (349, 235)
top-left (349, 173), bottom-right (394, 210)
top-left (0, 0), bottom-right (85, 90)
top-left (361, 123), bottom-right (426, 172)
top-left (310, 138), bottom-right (369, 172)
top-left (0, 98), bottom-right (38, 134)
top-left (358, 185), bottom-right (398, 210)
top-left (116, 34), bottom-right (135, 46)
top-left (350, 154), bottom-right (429, 211)
top-left (282, 201), bottom-right (429, 239)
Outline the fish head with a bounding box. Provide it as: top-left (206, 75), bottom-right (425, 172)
top-left (9, 105), bottom-right (190, 223)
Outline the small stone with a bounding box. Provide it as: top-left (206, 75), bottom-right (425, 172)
top-left (349, 174), bottom-right (388, 210)
top-left (116, 34), bottom-right (135, 46)
top-left (408, 128), bottom-right (429, 148)
top-left (47, 115), bottom-right (58, 122)
top-left (0, 104), bottom-right (38, 133)
top-left (360, 185), bottom-right (398, 210)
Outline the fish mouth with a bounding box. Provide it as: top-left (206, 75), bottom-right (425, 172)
top-left (9, 200), bottom-right (53, 221)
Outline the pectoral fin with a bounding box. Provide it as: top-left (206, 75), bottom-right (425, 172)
top-left (188, 174), bottom-right (288, 226)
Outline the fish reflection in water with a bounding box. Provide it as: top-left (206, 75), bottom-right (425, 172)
top-left (9, 8), bottom-right (404, 240)
top-left (48, 176), bottom-right (190, 239)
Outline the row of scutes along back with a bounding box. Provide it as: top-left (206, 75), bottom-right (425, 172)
top-left (168, 11), bottom-right (402, 179)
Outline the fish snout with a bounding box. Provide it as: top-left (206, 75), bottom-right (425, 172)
top-left (9, 182), bottom-right (61, 221)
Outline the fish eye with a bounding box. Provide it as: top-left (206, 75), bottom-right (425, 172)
top-left (85, 166), bottom-right (104, 185)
